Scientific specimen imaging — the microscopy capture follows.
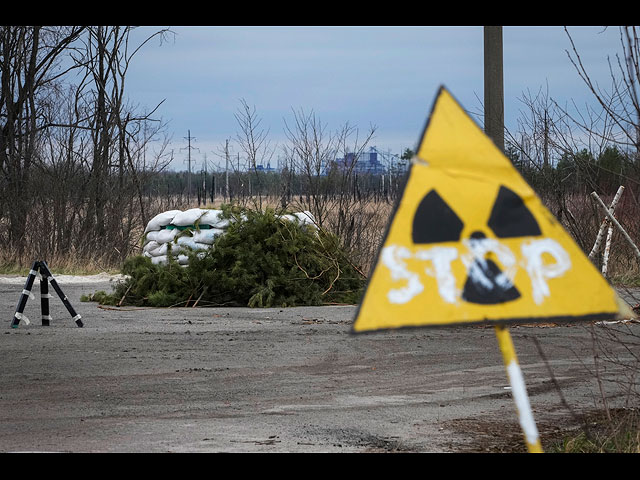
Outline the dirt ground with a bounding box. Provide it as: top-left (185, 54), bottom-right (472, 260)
top-left (1, 275), bottom-right (638, 453)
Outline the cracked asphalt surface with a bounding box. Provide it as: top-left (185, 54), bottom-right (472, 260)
top-left (1, 276), bottom-right (638, 452)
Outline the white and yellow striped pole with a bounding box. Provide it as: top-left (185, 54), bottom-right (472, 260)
top-left (494, 325), bottom-right (543, 453)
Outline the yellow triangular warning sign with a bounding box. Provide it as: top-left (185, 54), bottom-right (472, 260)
top-left (353, 87), bottom-right (631, 333)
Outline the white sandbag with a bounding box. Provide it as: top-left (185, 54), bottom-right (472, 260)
top-left (176, 236), bottom-right (212, 251)
top-left (149, 252), bottom-right (195, 266)
top-left (156, 242), bottom-right (207, 256)
top-left (151, 255), bottom-right (168, 265)
top-left (171, 208), bottom-right (207, 227)
top-left (147, 244), bottom-right (169, 258)
top-left (191, 228), bottom-right (225, 245)
top-left (176, 236), bottom-right (197, 249)
top-left (279, 211), bottom-right (317, 228)
top-left (155, 228), bottom-right (179, 244)
top-left (144, 231), bottom-right (160, 244)
top-left (294, 210), bottom-right (316, 227)
top-left (212, 218), bottom-right (231, 229)
top-left (198, 209), bottom-right (226, 228)
top-left (143, 240), bottom-right (161, 254)
top-left (279, 214), bottom-right (297, 223)
top-left (151, 243), bottom-right (182, 257)
top-left (144, 210), bottom-right (181, 233)
top-left (149, 243), bottom-right (168, 256)
top-left (177, 253), bottom-right (205, 267)
top-left (170, 243), bottom-right (207, 255)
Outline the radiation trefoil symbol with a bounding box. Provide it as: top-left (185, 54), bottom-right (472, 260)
top-left (383, 185), bottom-right (571, 308)
top-left (352, 86), bottom-right (626, 333)
top-left (413, 186), bottom-right (561, 305)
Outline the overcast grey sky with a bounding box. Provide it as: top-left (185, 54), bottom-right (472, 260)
top-left (124, 26), bottom-right (624, 171)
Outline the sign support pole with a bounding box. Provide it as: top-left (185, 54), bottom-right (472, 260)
top-left (494, 325), bottom-right (543, 453)
top-left (484, 28), bottom-right (543, 453)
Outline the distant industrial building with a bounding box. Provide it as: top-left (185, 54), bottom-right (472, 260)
top-left (335, 148), bottom-right (386, 175)
top-left (254, 162), bottom-right (276, 173)
top-left (269, 147), bottom-right (408, 175)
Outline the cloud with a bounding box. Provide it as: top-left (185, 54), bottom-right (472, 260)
top-left (125, 26), bottom-right (626, 170)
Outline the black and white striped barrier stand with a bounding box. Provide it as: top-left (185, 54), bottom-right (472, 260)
top-left (10, 260), bottom-right (83, 328)
top-left (40, 268), bottom-right (51, 326)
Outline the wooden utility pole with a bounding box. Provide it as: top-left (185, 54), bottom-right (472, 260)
top-left (484, 26), bottom-right (504, 152)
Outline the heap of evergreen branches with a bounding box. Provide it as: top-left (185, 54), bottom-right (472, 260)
top-left (86, 205), bottom-right (366, 308)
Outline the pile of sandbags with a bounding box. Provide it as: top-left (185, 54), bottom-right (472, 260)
top-left (142, 208), bottom-right (316, 266)
top-left (142, 208), bottom-right (229, 265)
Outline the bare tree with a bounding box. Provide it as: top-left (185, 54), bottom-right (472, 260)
top-left (234, 98), bottom-right (275, 210)
top-left (281, 107), bottom-right (377, 270)
top-left (282, 108), bottom-right (342, 226)
top-left (565, 26), bottom-right (640, 158)
top-left (76, 27), bottom-right (172, 258)
top-left (0, 26), bottom-right (85, 256)
top-left (0, 26), bottom-right (176, 268)
top-left (505, 37), bottom-right (640, 254)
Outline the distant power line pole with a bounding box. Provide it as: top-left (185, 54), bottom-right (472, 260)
top-left (484, 26), bottom-right (504, 153)
top-left (202, 153), bottom-right (208, 204)
top-left (181, 130), bottom-right (199, 204)
top-left (224, 139), bottom-right (230, 202)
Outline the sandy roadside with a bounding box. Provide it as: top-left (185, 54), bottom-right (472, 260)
top-left (0, 273), bottom-right (128, 284)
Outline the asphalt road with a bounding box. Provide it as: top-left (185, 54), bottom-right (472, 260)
top-left (1, 275), bottom-right (638, 452)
